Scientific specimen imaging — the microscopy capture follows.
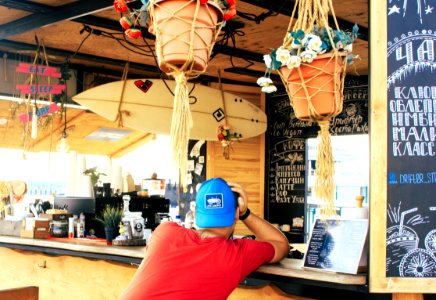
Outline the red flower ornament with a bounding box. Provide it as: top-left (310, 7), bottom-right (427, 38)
top-left (125, 28), bottom-right (142, 39)
top-left (119, 17), bottom-right (133, 30)
top-left (114, 0), bottom-right (128, 13)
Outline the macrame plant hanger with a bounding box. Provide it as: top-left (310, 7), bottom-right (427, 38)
top-left (148, 0), bottom-right (224, 186)
top-left (115, 61), bottom-right (131, 128)
top-left (279, 0), bottom-right (348, 218)
top-left (217, 69), bottom-right (232, 160)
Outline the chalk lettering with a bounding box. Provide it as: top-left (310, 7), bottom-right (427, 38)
top-left (389, 99), bottom-right (436, 113)
top-left (392, 141), bottom-right (435, 156)
top-left (399, 173), bottom-right (424, 184)
top-left (427, 172), bottom-right (436, 183)
top-left (392, 126), bottom-right (436, 141)
top-left (395, 40), bottom-right (435, 65)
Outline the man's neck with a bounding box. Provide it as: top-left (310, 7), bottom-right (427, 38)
top-left (196, 228), bottom-right (232, 240)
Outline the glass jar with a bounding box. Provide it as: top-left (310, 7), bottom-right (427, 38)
top-left (51, 220), bottom-right (68, 237)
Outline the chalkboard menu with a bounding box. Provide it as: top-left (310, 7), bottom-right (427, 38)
top-left (265, 92), bottom-right (314, 227)
top-left (265, 77), bottom-right (368, 229)
top-left (303, 218), bottom-right (368, 274)
top-left (331, 76), bottom-right (369, 135)
top-left (386, 1), bottom-right (436, 277)
top-left (179, 140), bottom-right (207, 223)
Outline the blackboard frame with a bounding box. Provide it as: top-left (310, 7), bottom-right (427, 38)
top-left (369, 0), bottom-right (436, 293)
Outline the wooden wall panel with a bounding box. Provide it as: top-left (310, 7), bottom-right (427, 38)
top-left (207, 84), bottom-right (265, 236)
top-left (0, 247), bottom-right (305, 300)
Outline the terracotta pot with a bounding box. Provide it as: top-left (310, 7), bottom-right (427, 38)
top-left (280, 53), bottom-right (345, 120)
top-left (149, 0), bottom-right (223, 74)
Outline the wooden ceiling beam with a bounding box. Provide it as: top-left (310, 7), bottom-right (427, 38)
top-left (0, 0), bottom-right (113, 40)
top-left (239, 0), bottom-right (368, 41)
top-left (0, 40), bottom-right (259, 87)
top-left (0, 0), bottom-right (55, 14)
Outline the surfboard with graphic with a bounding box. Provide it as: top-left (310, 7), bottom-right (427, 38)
top-left (72, 79), bottom-right (266, 141)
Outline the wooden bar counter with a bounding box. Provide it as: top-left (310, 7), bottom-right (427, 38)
top-left (0, 236), bottom-right (380, 300)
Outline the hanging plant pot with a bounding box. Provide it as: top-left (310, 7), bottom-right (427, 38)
top-left (278, 53), bottom-right (346, 121)
top-left (256, 0), bottom-right (358, 218)
top-left (149, 0), bottom-right (223, 74)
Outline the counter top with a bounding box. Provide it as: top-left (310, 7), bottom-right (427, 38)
top-left (0, 236), bottom-right (367, 289)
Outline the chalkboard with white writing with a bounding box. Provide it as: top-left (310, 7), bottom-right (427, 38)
top-left (265, 92), bottom-right (314, 228)
top-left (330, 77), bottom-right (369, 135)
top-left (264, 77), bottom-right (368, 231)
top-left (385, 0), bottom-right (436, 278)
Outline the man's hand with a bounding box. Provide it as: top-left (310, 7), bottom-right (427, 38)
top-left (228, 182), bottom-right (248, 215)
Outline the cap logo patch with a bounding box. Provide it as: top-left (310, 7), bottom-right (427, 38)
top-left (205, 193), bottom-right (224, 209)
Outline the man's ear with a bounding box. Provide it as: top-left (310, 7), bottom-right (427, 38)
top-left (235, 207), bottom-right (240, 222)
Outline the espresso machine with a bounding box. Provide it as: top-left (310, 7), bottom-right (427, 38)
top-left (128, 195), bottom-right (171, 230)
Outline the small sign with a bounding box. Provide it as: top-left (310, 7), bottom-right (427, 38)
top-left (303, 218), bottom-right (368, 274)
top-left (19, 103), bottom-right (60, 123)
top-left (16, 84), bottom-right (66, 95)
top-left (16, 63), bottom-right (62, 78)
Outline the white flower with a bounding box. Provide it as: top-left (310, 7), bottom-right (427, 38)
top-left (301, 34), bottom-right (318, 47)
top-left (275, 46), bottom-right (291, 65)
top-left (345, 44), bottom-right (353, 52)
top-left (306, 35), bottom-right (323, 53)
top-left (261, 85), bottom-right (277, 93)
top-left (286, 55), bottom-right (302, 68)
top-left (256, 76), bottom-right (273, 87)
top-left (300, 50), bottom-right (317, 63)
top-left (263, 54), bottom-right (273, 69)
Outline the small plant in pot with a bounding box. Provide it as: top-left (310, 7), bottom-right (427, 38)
top-left (96, 206), bottom-right (123, 245)
top-left (83, 167), bottom-right (106, 197)
top-left (83, 166), bottom-right (106, 187)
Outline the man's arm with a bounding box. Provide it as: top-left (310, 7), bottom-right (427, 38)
top-left (229, 182), bottom-right (289, 263)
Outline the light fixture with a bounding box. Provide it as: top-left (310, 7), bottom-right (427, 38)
top-left (85, 127), bottom-right (132, 142)
top-left (56, 133), bottom-right (70, 153)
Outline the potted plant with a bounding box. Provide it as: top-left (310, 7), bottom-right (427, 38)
top-left (257, 0), bottom-right (359, 217)
top-left (257, 0), bottom-right (358, 119)
top-left (83, 167), bottom-right (106, 197)
top-left (113, 0), bottom-right (236, 187)
top-left (96, 206), bottom-right (123, 245)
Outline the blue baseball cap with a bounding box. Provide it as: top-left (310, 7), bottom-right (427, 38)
top-left (195, 178), bottom-right (237, 228)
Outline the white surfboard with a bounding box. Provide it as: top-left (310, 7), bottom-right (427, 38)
top-left (72, 79), bottom-right (267, 141)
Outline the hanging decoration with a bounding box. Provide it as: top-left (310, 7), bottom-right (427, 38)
top-left (258, 0), bottom-right (358, 217)
top-left (16, 62), bottom-right (64, 141)
top-left (217, 124), bottom-right (240, 159)
top-left (114, 0), bottom-right (236, 186)
top-left (216, 69), bottom-right (240, 159)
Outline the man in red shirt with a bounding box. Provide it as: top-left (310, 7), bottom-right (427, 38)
top-left (118, 178), bottom-right (289, 300)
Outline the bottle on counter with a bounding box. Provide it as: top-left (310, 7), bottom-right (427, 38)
top-left (77, 213), bottom-right (85, 238)
top-left (68, 217), bottom-right (74, 238)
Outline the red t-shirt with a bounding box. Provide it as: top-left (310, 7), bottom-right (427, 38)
top-left (118, 222), bottom-right (274, 300)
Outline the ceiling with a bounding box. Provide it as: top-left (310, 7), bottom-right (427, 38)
top-left (0, 0), bottom-right (369, 156)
